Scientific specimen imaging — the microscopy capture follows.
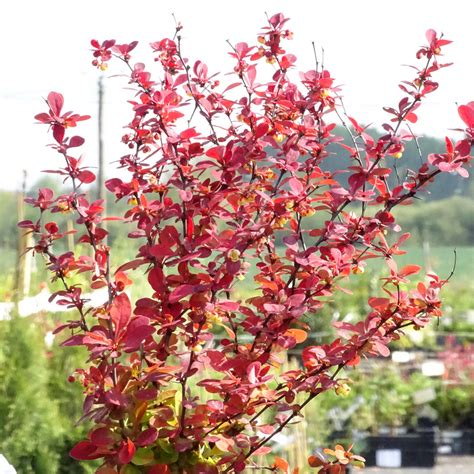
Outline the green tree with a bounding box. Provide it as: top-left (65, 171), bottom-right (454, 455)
top-left (0, 314), bottom-right (63, 473)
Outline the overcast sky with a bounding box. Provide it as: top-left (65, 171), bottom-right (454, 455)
top-left (1, 0), bottom-right (473, 191)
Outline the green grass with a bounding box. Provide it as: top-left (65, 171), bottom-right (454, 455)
top-left (236, 245), bottom-right (473, 291)
top-left (0, 245), bottom-right (472, 300)
top-left (395, 246), bottom-right (473, 284)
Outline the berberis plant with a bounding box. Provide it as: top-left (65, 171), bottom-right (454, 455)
top-left (22, 12), bottom-right (473, 473)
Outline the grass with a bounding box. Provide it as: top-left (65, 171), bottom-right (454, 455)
top-left (0, 245), bottom-right (472, 300)
top-left (395, 246), bottom-right (473, 284)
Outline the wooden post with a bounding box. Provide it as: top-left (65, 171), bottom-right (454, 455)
top-left (67, 219), bottom-right (75, 252)
top-left (16, 170), bottom-right (32, 300)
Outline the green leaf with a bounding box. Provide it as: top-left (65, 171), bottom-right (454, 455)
top-left (133, 447), bottom-right (155, 466)
top-left (120, 465), bottom-right (141, 474)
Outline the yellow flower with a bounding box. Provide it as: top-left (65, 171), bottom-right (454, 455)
top-left (57, 200), bottom-right (72, 214)
top-left (320, 89), bottom-right (330, 99)
top-left (192, 343), bottom-right (203, 354)
top-left (300, 207), bottom-right (315, 217)
top-left (205, 311), bottom-right (223, 324)
top-left (228, 249), bottom-right (241, 262)
top-left (352, 263), bottom-right (366, 274)
top-left (274, 216), bottom-right (289, 228)
top-left (274, 134), bottom-right (285, 143)
top-left (238, 195), bottom-right (254, 206)
top-left (335, 382), bottom-right (351, 397)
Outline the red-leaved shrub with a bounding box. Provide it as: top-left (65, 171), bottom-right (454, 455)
top-left (22, 12), bottom-right (473, 473)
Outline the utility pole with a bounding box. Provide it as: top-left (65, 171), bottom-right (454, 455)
top-left (97, 77), bottom-right (107, 243)
top-left (97, 77), bottom-right (105, 204)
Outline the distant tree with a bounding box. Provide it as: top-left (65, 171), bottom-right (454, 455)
top-left (323, 127), bottom-right (471, 201)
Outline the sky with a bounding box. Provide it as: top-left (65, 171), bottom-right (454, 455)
top-left (1, 0), bottom-right (473, 191)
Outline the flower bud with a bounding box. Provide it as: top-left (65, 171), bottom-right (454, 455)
top-left (335, 382), bottom-right (351, 397)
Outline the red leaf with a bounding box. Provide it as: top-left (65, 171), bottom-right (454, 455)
top-left (91, 280), bottom-right (108, 289)
top-left (399, 264), bottom-right (421, 277)
top-left (247, 361), bottom-right (261, 384)
top-left (116, 258), bottom-right (146, 273)
top-left (258, 424), bottom-right (275, 435)
top-left (105, 388), bottom-right (128, 407)
top-left (178, 189), bottom-right (193, 202)
top-left (255, 275), bottom-right (279, 292)
top-left (280, 54), bottom-right (297, 70)
top-left (288, 177), bottom-right (304, 196)
top-left (180, 127), bottom-right (199, 140)
top-left (70, 440), bottom-right (101, 460)
top-left (53, 124), bottom-right (65, 143)
top-left (35, 112), bottom-right (52, 123)
top-left (263, 303), bottom-right (285, 313)
top-left (308, 454), bottom-right (326, 468)
top-left (247, 65), bottom-right (257, 86)
top-left (90, 427), bottom-right (116, 447)
top-left (61, 335), bottom-right (85, 347)
top-left (77, 170), bottom-right (96, 184)
top-left (136, 427), bottom-right (159, 446)
top-left (348, 116), bottom-right (364, 133)
top-left (135, 388), bottom-right (159, 401)
top-left (252, 446), bottom-right (272, 456)
top-left (254, 122), bottom-right (269, 139)
top-left (274, 456), bottom-right (290, 473)
top-left (168, 284), bottom-right (197, 303)
top-left (69, 136), bottom-right (85, 147)
top-left (110, 292), bottom-right (132, 336)
top-left (458, 102), bottom-right (474, 128)
top-left (17, 220), bottom-right (34, 229)
top-left (118, 438), bottom-right (136, 464)
top-left (149, 244), bottom-right (175, 259)
top-left (284, 328), bottom-right (308, 343)
top-left (374, 341), bottom-right (390, 357)
top-left (368, 297), bottom-right (390, 309)
top-left (148, 266), bottom-right (166, 294)
top-left (147, 465), bottom-right (172, 474)
top-left (123, 317), bottom-right (155, 352)
top-left (48, 91), bottom-right (64, 116)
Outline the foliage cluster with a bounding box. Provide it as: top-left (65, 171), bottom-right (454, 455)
top-left (19, 12), bottom-right (473, 473)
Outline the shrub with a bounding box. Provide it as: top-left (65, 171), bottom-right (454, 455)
top-left (22, 12), bottom-right (473, 473)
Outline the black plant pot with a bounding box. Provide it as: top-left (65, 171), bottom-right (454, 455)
top-left (439, 430), bottom-right (464, 455)
top-left (461, 430), bottom-right (474, 455)
top-left (363, 429), bottom-right (436, 467)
